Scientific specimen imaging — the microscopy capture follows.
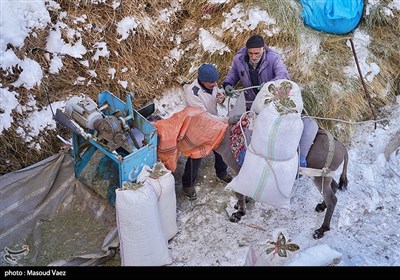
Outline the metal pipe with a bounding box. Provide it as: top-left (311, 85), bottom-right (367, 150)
top-left (119, 117), bottom-right (140, 149)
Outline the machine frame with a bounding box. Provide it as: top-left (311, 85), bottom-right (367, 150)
top-left (71, 91), bottom-right (158, 188)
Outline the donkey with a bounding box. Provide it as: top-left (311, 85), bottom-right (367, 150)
top-left (214, 126), bottom-right (349, 239)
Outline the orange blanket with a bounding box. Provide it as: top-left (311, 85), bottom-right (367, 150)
top-left (152, 107), bottom-right (228, 172)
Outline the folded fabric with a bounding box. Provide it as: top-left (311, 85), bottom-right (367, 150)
top-left (152, 107), bottom-right (228, 171)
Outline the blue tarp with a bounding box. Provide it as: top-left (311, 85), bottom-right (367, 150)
top-left (300, 0), bottom-right (364, 35)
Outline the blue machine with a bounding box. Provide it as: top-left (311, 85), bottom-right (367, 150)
top-left (59, 91), bottom-right (157, 202)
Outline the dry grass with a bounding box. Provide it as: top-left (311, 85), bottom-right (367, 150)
top-left (1, 0), bottom-right (399, 174)
top-left (0, 128), bottom-right (60, 175)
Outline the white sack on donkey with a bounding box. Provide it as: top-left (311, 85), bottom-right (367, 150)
top-left (226, 79), bottom-right (303, 208)
top-left (221, 79), bottom-right (349, 239)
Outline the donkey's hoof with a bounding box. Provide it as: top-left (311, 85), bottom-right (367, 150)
top-left (313, 231), bottom-right (324, 239)
top-left (315, 203), bottom-right (326, 212)
top-left (229, 211), bottom-right (244, 223)
top-left (313, 228), bottom-right (329, 239)
top-left (234, 202), bottom-right (239, 210)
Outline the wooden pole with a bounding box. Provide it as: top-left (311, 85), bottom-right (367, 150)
top-left (349, 38), bottom-right (377, 129)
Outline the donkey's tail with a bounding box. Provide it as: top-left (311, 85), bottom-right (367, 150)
top-left (338, 148), bottom-right (349, 190)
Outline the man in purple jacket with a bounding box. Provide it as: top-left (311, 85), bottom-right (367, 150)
top-left (222, 34), bottom-right (290, 111)
top-left (223, 35), bottom-right (312, 168)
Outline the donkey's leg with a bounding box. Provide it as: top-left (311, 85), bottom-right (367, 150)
top-left (214, 127), bottom-right (246, 222)
top-left (234, 196), bottom-right (251, 209)
top-left (313, 177), bottom-right (337, 239)
top-left (315, 179), bottom-right (339, 212)
top-left (230, 192), bottom-right (247, 222)
top-left (214, 126), bottom-right (251, 223)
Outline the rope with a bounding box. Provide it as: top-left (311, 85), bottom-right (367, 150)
top-left (228, 86), bottom-right (387, 126)
top-left (230, 85), bottom-right (260, 96)
top-left (310, 116), bottom-right (390, 125)
top-left (302, 102), bottom-right (387, 125)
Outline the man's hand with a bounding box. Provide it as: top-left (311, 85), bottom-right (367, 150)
top-left (216, 92), bottom-right (225, 104)
top-left (224, 85), bottom-right (235, 97)
top-left (228, 115), bottom-right (241, 124)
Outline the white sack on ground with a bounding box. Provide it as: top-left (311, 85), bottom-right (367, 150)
top-left (115, 183), bottom-right (172, 266)
top-left (243, 241), bottom-right (293, 266)
top-left (244, 231), bottom-right (299, 266)
top-left (244, 242), bottom-right (284, 266)
top-left (285, 244), bottom-right (342, 266)
top-left (137, 162), bottom-right (178, 241)
top-left (225, 146), bottom-right (298, 208)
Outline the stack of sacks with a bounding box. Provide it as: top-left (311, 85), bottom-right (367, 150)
top-left (137, 162), bottom-right (178, 241)
top-left (226, 79), bottom-right (303, 208)
top-left (116, 162), bottom-right (176, 266)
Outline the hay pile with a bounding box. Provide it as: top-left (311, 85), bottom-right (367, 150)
top-left (1, 0), bottom-right (399, 175)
